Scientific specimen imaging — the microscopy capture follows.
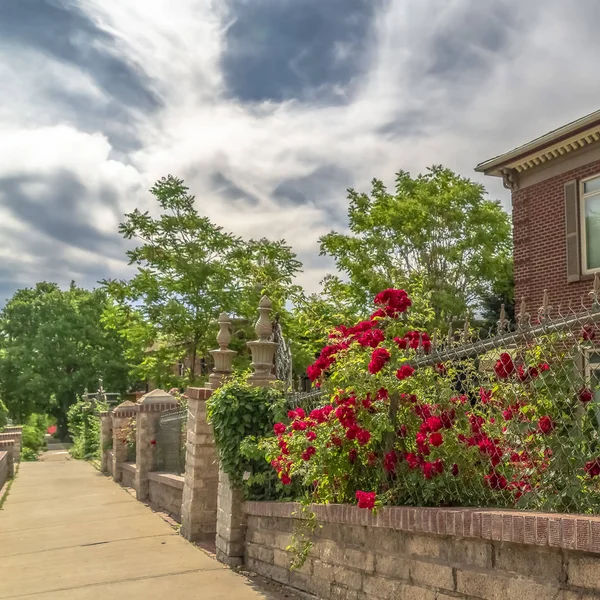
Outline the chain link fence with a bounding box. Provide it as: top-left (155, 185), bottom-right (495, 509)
top-left (155, 407), bottom-right (187, 475)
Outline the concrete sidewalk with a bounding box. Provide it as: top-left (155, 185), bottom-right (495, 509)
top-left (0, 451), bottom-right (282, 599)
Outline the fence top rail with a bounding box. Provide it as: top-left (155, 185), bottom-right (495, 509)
top-left (158, 407), bottom-right (188, 423)
top-left (411, 304), bottom-right (600, 369)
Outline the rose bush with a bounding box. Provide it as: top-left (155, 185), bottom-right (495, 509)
top-left (260, 290), bottom-right (600, 513)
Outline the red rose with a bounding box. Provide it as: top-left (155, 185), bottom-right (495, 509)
top-left (579, 388), bottom-right (594, 403)
top-left (292, 420), bottom-right (308, 431)
top-left (538, 416), bottom-right (555, 434)
top-left (451, 463), bottom-right (459, 477)
top-left (585, 458), bottom-right (600, 478)
top-left (429, 432), bottom-right (444, 447)
top-left (356, 429), bottom-right (371, 446)
top-left (368, 347), bottom-right (391, 374)
top-left (396, 365), bottom-right (415, 380)
top-left (582, 325), bottom-right (596, 341)
top-left (331, 435), bottom-right (342, 447)
top-left (425, 416), bottom-right (443, 432)
top-left (348, 449), bottom-right (358, 464)
top-left (484, 471), bottom-right (507, 490)
top-left (479, 388), bottom-right (492, 404)
top-left (301, 446), bottom-right (316, 461)
top-left (383, 451), bottom-right (398, 474)
top-left (306, 431), bottom-right (317, 441)
top-left (281, 474), bottom-right (292, 485)
top-left (274, 423), bottom-right (286, 435)
top-left (539, 362), bottom-right (550, 372)
top-left (494, 353), bottom-right (515, 379)
top-left (355, 490), bottom-right (377, 509)
top-left (436, 363), bottom-right (447, 375)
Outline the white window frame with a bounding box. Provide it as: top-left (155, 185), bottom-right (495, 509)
top-left (580, 174), bottom-right (600, 275)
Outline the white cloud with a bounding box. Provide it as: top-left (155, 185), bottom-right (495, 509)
top-left (1, 0), bottom-right (600, 301)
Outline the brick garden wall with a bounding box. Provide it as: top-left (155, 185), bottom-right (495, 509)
top-left (148, 472), bottom-right (183, 521)
top-left (245, 502), bottom-right (600, 600)
top-left (513, 158), bottom-right (600, 310)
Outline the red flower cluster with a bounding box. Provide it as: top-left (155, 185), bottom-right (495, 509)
top-left (394, 331), bottom-right (431, 353)
top-left (301, 446), bottom-right (316, 461)
top-left (396, 365), bottom-right (415, 380)
top-left (538, 415), bottom-right (555, 434)
top-left (368, 348), bottom-right (391, 374)
top-left (355, 490), bottom-right (376, 509)
top-left (307, 342), bottom-right (349, 381)
top-left (494, 353), bottom-right (515, 379)
top-left (585, 458), bottom-right (600, 478)
top-left (484, 471), bottom-right (508, 490)
top-left (373, 289), bottom-right (411, 318)
top-left (581, 325), bottom-right (596, 341)
top-left (383, 451), bottom-right (398, 474)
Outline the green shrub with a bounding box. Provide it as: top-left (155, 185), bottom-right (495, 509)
top-left (21, 447), bottom-right (40, 461)
top-left (0, 399), bottom-right (8, 430)
top-left (67, 397), bottom-right (108, 460)
top-left (22, 413), bottom-right (48, 450)
top-left (207, 371), bottom-right (288, 499)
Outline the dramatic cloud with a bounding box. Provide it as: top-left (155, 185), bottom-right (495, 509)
top-left (0, 0), bottom-right (598, 302)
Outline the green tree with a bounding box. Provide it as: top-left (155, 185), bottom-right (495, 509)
top-left (0, 282), bottom-right (129, 436)
top-left (319, 166), bottom-right (512, 322)
top-left (104, 175), bottom-right (303, 385)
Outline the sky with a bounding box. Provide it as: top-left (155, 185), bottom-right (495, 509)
top-left (1, 0), bottom-right (599, 303)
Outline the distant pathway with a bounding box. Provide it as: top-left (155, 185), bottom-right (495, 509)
top-left (0, 450), bottom-right (280, 599)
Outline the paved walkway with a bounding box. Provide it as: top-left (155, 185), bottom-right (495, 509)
top-left (0, 451), bottom-right (280, 599)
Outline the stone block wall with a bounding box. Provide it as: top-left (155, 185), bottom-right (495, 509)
top-left (244, 502), bottom-right (600, 600)
top-left (148, 472), bottom-right (184, 521)
top-left (121, 463), bottom-right (137, 489)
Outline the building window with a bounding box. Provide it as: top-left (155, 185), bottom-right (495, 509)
top-left (585, 349), bottom-right (600, 409)
top-left (581, 176), bottom-right (600, 273)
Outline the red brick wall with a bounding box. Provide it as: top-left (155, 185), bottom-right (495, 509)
top-left (513, 158), bottom-right (600, 311)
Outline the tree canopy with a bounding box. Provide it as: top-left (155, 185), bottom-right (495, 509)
top-left (319, 166), bottom-right (512, 322)
top-left (0, 282), bottom-right (129, 435)
top-left (103, 175), bottom-right (303, 386)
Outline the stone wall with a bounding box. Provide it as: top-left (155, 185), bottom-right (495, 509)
top-left (121, 462), bottom-right (137, 489)
top-left (244, 502), bottom-right (600, 600)
top-left (0, 451), bottom-right (7, 493)
top-left (148, 472), bottom-right (184, 522)
top-left (106, 450), bottom-right (114, 478)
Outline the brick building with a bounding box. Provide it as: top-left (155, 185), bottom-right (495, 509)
top-left (476, 109), bottom-right (600, 310)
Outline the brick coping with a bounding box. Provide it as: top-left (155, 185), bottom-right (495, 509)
top-left (148, 471), bottom-right (184, 490)
top-left (121, 462), bottom-right (137, 474)
top-left (245, 501), bottom-right (600, 554)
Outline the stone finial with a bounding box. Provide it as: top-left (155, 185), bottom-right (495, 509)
top-left (209, 311), bottom-right (237, 390)
top-left (497, 304), bottom-right (509, 334)
top-left (463, 315), bottom-right (471, 343)
top-left (216, 312), bottom-right (232, 349)
top-left (538, 289), bottom-right (552, 323)
top-left (255, 296), bottom-right (273, 341)
top-left (247, 295), bottom-right (278, 387)
top-left (517, 296), bottom-right (530, 329)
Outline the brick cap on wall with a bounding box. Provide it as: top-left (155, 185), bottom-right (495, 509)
top-left (0, 440), bottom-right (15, 448)
top-left (186, 387), bottom-right (213, 401)
top-left (245, 501), bottom-right (600, 554)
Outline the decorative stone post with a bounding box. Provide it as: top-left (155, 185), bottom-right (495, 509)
top-left (209, 312), bottom-right (237, 390)
top-left (247, 296), bottom-right (278, 387)
top-left (112, 401), bottom-right (137, 483)
top-left (181, 311), bottom-right (236, 542)
top-left (0, 432), bottom-right (21, 463)
top-left (0, 439), bottom-right (15, 478)
top-left (181, 387), bottom-right (219, 542)
top-left (99, 411), bottom-right (113, 474)
top-left (135, 389), bottom-right (178, 501)
top-left (215, 296), bottom-right (280, 566)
